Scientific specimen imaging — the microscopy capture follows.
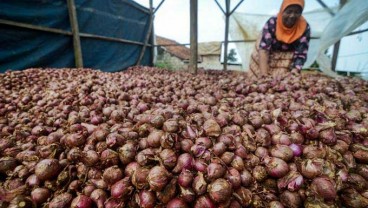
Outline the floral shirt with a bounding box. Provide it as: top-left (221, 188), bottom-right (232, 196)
top-left (259, 16), bottom-right (311, 70)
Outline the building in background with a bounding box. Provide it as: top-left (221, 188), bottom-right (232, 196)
top-left (156, 36), bottom-right (242, 71)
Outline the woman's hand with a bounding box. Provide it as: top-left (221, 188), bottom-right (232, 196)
top-left (291, 68), bottom-right (300, 76)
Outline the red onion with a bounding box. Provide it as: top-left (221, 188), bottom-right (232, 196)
top-left (233, 187), bottom-right (252, 207)
top-left (49, 192), bottom-right (73, 208)
top-left (157, 178), bottom-right (177, 203)
top-left (319, 128), bottom-right (337, 145)
top-left (207, 162), bottom-right (226, 181)
top-left (192, 172), bottom-right (207, 195)
top-left (191, 144), bottom-right (206, 157)
top-left (277, 171), bottom-right (304, 191)
top-left (132, 167), bottom-right (150, 189)
top-left (289, 144), bottom-right (302, 157)
top-left (178, 169), bottom-right (194, 188)
top-left (311, 177), bottom-right (337, 201)
top-left (158, 149), bottom-right (177, 169)
top-left (302, 145), bottom-right (326, 159)
top-left (341, 188), bottom-right (368, 208)
top-left (194, 159), bottom-right (208, 173)
top-left (208, 178), bottom-right (233, 203)
top-left (280, 190), bottom-right (301, 208)
top-left (180, 186), bottom-right (196, 203)
top-left (212, 142), bottom-right (226, 156)
top-left (225, 168), bottom-right (241, 189)
top-left (203, 119), bottom-right (221, 137)
top-left (102, 165), bottom-right (123, 185)
top-left (299, 158), bottom-right (324, 179)
top-left (35, 159), bottom-right (60, 181)
top-left (180, 139), bottom-right (194, 153)
top-left (104, 198), bottom-right (124, 208)
top-left (136, 190), bottom-right (156, 208)
top-left (347, 173), bottom-right (368, 192)
top-left (264, 124), bottom-right (281, 135)
top-left (82, 185), bottom-right (96, 197)
top-left (234, 144), bottom-right (247, 158)
top-left (111, 177), bottom-right (133, 199)
top-left (167, 198), bottom-right (189, 208)
top-left (173, 153), bottom-right (194, 173)
top-left (90, 189), bottom-right (107, 208)
top-left (148, 166), bottom-right (171, 191)
top-left (220, 151), bottom-right (235, 165)
top-left (136, 148), bottom-right (155, 166)
top-left (269, 201), bottom-right (285, 208)
top-left (253, 165), bottom-right (267, 182)
top-left (231, 155), bottom-right (245, 171)
top-left (196, 137), bottom-right (212, 148)
top-left (270, 145), bottom-right (294, 161)
top-left (118, 143), bottom-right (137, 165)
top-left (194, 195), bottom-right (216, 208)
top-left (82, 150), bottom-right (99, 166)
top-left (100, 149), bottom-right (119, 167)
top-left (124, 162), bottom-right (139, 177)
top-left (272, 133), bottom-right (291, 145)
top-left (290, 132), bottom-right (304, 144)
top-left (357, 164), bottom-right (368, 180)
top-left (265, 157), bottom-right (289, 178)
top-left (255, 147), bottom-right (269, 158)
top-left (70, 195), bottom-right (92, 208)
top-left (26, 174), bottom-right (40, 187)
top-left (31, 187), bottom-right (51, 205)
top-left (255, 128), bottom-right (271, 147)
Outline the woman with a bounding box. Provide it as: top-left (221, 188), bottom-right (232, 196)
top-left (249, 0), bottom-right (311, 79)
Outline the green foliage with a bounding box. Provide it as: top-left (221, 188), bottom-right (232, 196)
top-left (155, 61), bottom-right (173, 70)
top-left (227, 49), bottom-right (238, 63)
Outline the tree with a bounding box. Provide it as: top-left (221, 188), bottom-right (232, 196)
top-left (227, 48), bottom-right (238, 63)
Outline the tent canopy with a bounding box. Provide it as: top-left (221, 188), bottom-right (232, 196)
top-left (0, 0), bottom-right (153, 72)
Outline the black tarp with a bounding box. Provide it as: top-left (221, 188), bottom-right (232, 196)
top-left (0, 0), bottom-right (152, 72)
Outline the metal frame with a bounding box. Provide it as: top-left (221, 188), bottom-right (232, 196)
top-left (214, 0), bottom-right (244, 71)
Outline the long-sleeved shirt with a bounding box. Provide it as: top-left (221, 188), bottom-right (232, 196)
top-left (259, 16), bottom-right (311, 70)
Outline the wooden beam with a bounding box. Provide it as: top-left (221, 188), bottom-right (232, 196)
top-left (331, 0), bottom-right (347, 72)
top-left (223, 0), bottom-right (230, 71)
top-left (0, 19), bottom-right (150, 46)
top-left (80, 33), bottom-right (150, 46)
top-left (154, 0), bottom-right (166, 14)
top-left (315, 0), bottom-right (335, 16)
top-left (189, 0), bottom-right (198, 74)
top-left (214, 0), bottom-right (226, 15)
top-left (136, 0), bottom-right (154, 66)
top-left (0, 19), bottom-right (72, 35)
top-left (67, 0), bottom-right (83, 68)
top-left (230, 0), bottom-right (244, 16)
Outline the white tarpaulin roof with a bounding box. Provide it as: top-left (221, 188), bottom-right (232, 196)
top-left (229, 0), bottom-right (368, 76)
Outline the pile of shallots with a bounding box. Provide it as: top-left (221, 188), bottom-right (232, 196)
top-left (0, 67), bottom-right (367, 208)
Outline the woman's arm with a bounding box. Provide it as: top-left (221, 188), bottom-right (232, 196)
top-left (259, 17), bottom-right (276, 77)
top-left (259, 49), bottom-right (270, 76)
top-left (292, 25), bottom-right (311, 71)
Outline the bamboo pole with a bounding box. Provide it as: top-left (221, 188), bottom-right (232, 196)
top-left (223, 0), bottom-right (230, 71)
top-left (189, 0), bottom-right (198, 74)
top-left (0, 19), bottom-right (150, 46)
top-left (67, 0), bottom-right (83, 68)
top-left (331, 0), bottom-right (347, 72)
top-left (136, 0), bottom-right (154, 66)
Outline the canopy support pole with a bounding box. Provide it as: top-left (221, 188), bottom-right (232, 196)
top-left (67, 0), bottom-right (83, 68)
top-left (189, 0), bottom-right (198, 74)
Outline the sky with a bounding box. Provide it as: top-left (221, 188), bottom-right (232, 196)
top-left (133, 0), bottom-right (367, 73)
top-left (134, 0), bottom-right (340, 43)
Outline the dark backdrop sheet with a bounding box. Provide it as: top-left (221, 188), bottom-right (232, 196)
top-left (0, 0), bottom-right (152, 72)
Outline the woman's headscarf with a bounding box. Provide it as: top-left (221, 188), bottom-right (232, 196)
top-left (276, 0), bottom-right (307, 44)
